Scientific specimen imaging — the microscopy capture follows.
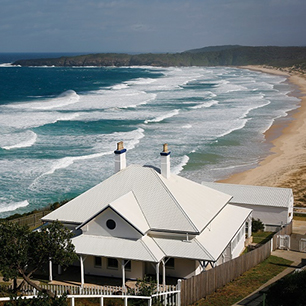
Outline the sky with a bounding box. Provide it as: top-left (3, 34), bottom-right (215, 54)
top-left (1, 0), bottom-right (305, 53)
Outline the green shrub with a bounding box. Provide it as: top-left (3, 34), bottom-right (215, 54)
top-left (266, 270), bottom-right (306, 306)
top-left (252, 218), bottom-right (264, 233)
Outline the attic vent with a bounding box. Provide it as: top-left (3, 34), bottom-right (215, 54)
top-left (106, 219), bottom-right (116, 230)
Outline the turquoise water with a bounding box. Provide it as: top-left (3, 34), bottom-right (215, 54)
top-left (0, 54), bottom-right (300, 217)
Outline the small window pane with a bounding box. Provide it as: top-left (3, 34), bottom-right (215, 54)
top-left (95, 257), bottom-right (102, 267)
top-left (108, 258), bottom-right (118, 269)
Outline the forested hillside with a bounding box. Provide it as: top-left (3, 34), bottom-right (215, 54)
top-left (13, 45), bottom-right (306, 68)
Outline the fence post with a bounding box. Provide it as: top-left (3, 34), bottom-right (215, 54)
top-left (177, 279), bottom-right (181, 306)
top-left (125, 296), bottom-right (128, 306)
top-left (70, 297), bottom-right (75, 306)
top-left (100, 297), bottom-right (104, 306)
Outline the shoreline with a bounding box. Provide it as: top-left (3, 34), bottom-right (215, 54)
top-left (219, 65), bottom-right (306, 206)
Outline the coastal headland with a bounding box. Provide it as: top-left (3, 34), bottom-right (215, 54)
top-left (220, 65), bottom-right (306, 206)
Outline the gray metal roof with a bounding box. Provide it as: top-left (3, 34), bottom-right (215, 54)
top-left (71, 203), bottom-right (251, 263)
top-left (196, 204), bottom-right (252, 260)
top-left (43, 165), bottom-right (232, 233)
top-left (153, 237), bottom-right (214, 261)
top-left (72, 234), bottom-right (164, 263)
top-left (202, 182), bottom-right (293, 208)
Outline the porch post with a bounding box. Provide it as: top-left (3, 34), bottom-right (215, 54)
top-left (80, 255), bottom-right (85, 288)
top-left (49, 258), bottom-right (53, 282)
top-left (162, 259), bottom-right (166, 288)
top-left (121, 259), bottom-right (126, 292)
top-left (156, 262), bottom-right (160, 289)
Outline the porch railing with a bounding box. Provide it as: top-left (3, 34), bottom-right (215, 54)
top-left (1, 282), bottom-right (181, 306)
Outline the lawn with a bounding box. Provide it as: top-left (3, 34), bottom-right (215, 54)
top-left (191, 255), bottom-right (292, 306)
top-left (252, 231), bottom-right (275, 244)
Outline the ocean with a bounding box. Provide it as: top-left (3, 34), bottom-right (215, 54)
top-left (0, 53), bottom-right (300, 218)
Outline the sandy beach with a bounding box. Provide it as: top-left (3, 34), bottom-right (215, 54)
top-left (220, 65), bottom-right (306, 206)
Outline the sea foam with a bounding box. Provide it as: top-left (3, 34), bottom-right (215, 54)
top-left (2, 131), bottom-right (37, 150)
top-left (0, 200), bottom-right (29, 213)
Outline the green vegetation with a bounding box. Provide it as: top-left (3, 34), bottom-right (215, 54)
top-left (12, 46), bottom-right (306, 71)
top-left (266, 270), bottom-right (306, 306)
top-left (252, 218), bottom-right (265, 233)
top-left (191, 255), bottom-right (292, 306)
top-left (0, 221), bottom-right (77, 298)
top-left (253, 231), bottom-right (275, 244)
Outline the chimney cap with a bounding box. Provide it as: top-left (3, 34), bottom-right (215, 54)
top-left (114, 141), bottom-right (127, 154)
top-left (160, 143), bottom-right (171, 156)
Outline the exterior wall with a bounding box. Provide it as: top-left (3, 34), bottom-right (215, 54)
top-left (165, 258), bottom-right (197, 279)
top-left (83, 207), bottom-right (142, 240)
top-left (145, 258), bottom-right (198, 279)
top-left (231, 203), bottom-right (290, 229)
top-left (287, 194), bottom-right (294, 224)
top-left (216, 243), bottom-right (232, 266)
top-left (84, 256), bottom-right (144, 280)
top-left (230, 223), bottom-right (245, 259)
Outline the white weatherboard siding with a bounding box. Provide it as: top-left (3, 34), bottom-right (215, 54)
top-left (234, 204), bottom-right (289, 227)
top-left (83, 207), bottom-right (142, 239)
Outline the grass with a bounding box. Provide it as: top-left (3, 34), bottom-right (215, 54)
top-left (293, 214), bottom-right (306, 221)
top-left (191, 255), bottom-right (292, 306)
top-left (252, 231), bottom-right (275, 244)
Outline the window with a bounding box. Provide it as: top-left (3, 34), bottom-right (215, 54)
top-left (106, 219), bottom-right (116, 230)
top-left (165, 257), bottom-right (175, 269)
top-left (107, 258), bottom-right (118, 269)
top-left (94, 256), bottom-right (102, 268)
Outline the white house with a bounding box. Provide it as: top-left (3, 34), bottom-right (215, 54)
top-left (42, 142), bottom-right (252, 289)
top-left (202, 182), bottom-right (293, 232)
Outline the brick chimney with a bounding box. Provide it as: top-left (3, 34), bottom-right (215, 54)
top-left (160, 143), bottom-right (171, 179)
top-left (114, 141), bottom-right (127, 173)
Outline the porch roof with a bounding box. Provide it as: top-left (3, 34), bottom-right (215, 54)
top-left (153, 237), bottom-right (214, 261)
top-left (72, 234), bottom-right (164, 263)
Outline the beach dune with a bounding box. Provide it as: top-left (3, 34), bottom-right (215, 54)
top-left (220, 66), bottom-right (306, 207)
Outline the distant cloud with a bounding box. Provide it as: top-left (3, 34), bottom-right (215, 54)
top-left (0, 0), bottom-right (305, 52)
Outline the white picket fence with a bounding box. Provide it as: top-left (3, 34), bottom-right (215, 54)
top-left (0, 282), bottom-right (181, 306)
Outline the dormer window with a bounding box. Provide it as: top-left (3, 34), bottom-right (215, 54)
top-left (106, 219), bottom-right (116, 230)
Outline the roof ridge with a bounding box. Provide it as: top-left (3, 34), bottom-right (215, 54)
top-left (130, 190), bottom-right (151, 230)
top-left (151, 169), bottom-right (199, 233)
